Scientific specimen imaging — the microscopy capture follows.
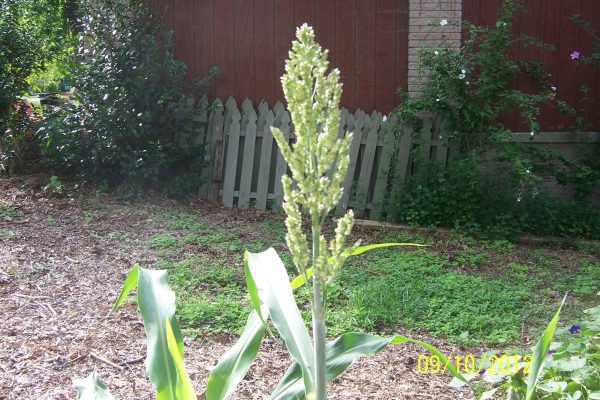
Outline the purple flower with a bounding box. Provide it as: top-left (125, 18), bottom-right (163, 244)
top-left (547, 350), bottom-right (555, 357)
top-left (569, 325), bottom-right (581, 334)
top-left (570, 51), bottom-right (581, 60)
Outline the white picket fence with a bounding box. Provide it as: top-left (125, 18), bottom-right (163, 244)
top-left (198, 97), bottom-right (454, 220)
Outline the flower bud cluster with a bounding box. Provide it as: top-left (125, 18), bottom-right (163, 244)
top-left (271, 24), bottom-right (355, 285)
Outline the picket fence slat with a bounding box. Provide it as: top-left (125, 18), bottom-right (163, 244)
top-left (336, 111), bottom-right (362, 216)
top-left (370, 117), bottom-right (395, 221)
top-left (256, 110), bottom-right (275, 209)
top-left (354, 112), bottom-right (380, 218)
top-left (256, 100), bottom-right (270, 137)
top-left (239, 105), bottom-right (257, 209)
top-left (420, 117), bottom-right (433, 160)
top-left (222, 104), bottom-right (241, 208)
top-left (206, 99), bottom-right (225, 200)
top-left (387, 123), bottom-right (413, 221)
top-left (273, 103), bottom-right (290, 206)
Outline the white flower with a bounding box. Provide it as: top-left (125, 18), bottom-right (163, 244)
top-left (382, 115), bottom-right (387, 122)
top-left (434, 50), bottom-right (439, 55)
top-left (551, 86), bottom-right (556, 91)
top-left (458, 73), bottom-right (465, 79)
top-left (440, 19), bottom-right (448, 26)
top-left (466, 81), bottom-right (470, 85)
top-left (530, 131), bottom-right (535, 137)
top-left (461, 69), bottom-right (466, 74)
top-left (436, 98), bottom-right (440, 102)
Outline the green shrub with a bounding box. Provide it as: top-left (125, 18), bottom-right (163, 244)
top-left (0, 99), bottom-right (43, 173)
top-left (394, 157), bottom-right (600, 240)
top-left (393, 0), bottom-right (575, 151)
top-left (1, 0), bottom-right (79, 120)
top-left (388, 0), bottom-right (600, 240)
top-left (41, 0), bottom-right (217, 197)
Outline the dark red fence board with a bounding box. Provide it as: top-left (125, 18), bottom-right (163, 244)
top-left (464, 0), bottom-right (600, 131)
top-left (158, 0), bottom-right (409, 114)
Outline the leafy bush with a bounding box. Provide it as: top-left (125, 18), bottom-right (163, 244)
top-left (0, 1), bottom-right (44, 129)
top-left (41, 0), bottom-right (217, 197)
top-left (388, 0), bottom-right (600, 240)
top-left (1, 0), bottom-right (80, 116)
top-left (0, 99), bottom-right (43, 173)
top-left (395, 157), bottom-right (600, 240)
top-left (394, 0), bottom-right (575, 150)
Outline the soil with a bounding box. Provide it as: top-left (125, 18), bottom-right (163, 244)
top-left (0, 175), bottom-right (475, 400)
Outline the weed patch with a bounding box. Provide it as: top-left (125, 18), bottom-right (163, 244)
top-left (148, 233), bottom-right (180, 249)
top-left (0, 203), bottom-right (23, 219)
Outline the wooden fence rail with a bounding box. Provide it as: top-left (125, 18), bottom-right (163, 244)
top-left (198, 97), bottom-right (453, 220)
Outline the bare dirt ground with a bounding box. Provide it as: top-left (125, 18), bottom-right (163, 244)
top-left (0, 175), bottom-right (474, 399)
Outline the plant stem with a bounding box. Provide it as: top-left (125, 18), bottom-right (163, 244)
top-left (312, 220), bottom-right (327, 400)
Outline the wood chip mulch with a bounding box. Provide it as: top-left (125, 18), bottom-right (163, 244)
top-left (0, 175), bottom-right (475, 399)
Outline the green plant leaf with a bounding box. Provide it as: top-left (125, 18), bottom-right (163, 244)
top-left (165, 319), bottom-right (196, 400)
top-left (246, 248), bottom-right (316, 397)
top-left (270, 332), bottom-right (465, 399)
top-left (136, 267), bottom-right (183, 400)
top-left (525, 295), bottom-right (567, 400)
top-left (478, 387), bottom-right (499, 400)
top-left (205, 310), bottom-right (267, 400)
top-left (290, 243), bottom-right (424, 289)
top-left (73, 372), bottom-right (117, 400)
top-left (390, 335), bottom-right (465, 382)
top-left (244, 255), bottom-right (263, 321)
top-left (109, 265), bottom-right (139, 314)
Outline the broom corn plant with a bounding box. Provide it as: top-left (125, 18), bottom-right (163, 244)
top-left (93, 24), bottom-right (600, 399)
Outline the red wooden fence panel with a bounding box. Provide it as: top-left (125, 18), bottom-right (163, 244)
top-left (157, 0), bottom-right (409, 115)
top-left (463, 0), bottom-right (600, 131)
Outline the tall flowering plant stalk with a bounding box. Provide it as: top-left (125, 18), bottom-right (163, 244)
top-left (270, 24), bottom-right (356, 398)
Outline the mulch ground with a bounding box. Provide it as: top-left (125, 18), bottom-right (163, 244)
top-left (0, 175), bottom-right (475, 399)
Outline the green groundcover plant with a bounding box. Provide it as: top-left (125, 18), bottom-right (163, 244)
top-left (74, 25), bottom-right (570, 400)
top-left (452, 297), bottom-right (600, 400)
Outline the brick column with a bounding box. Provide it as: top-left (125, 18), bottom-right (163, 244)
top-left (408, 0), bottom-right (462, 97)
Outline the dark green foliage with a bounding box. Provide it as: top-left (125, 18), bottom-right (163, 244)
top-left (389, 0), bottom-right (599, 240)
top-left (41, 0), bottom-right (217, 197)
top-left (0, 1), bottom-right (44, 127)
top-left (394, 158), bottom-right (600, 240)
top-left (0, 99), bottom-right (43, 173)
top-left (394, 0), bottom-right (575, 151)
top-left (0, 0), bottom-right (80, 108)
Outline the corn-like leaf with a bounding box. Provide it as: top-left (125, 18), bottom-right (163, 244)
top-left (109, 265), bottom-right (139, 314)
top-left (290, 243), bottom-right (425, 290)
top-left (205, 310), bottom-right (267, 400)
top-left (525, 295), bottom-right (567, 400)
top-left (74, 372), bottom-right (117, 400)
top-left (136, 267), bottom-right (186, 400)
top-left (246, 249), bottom-right (316, 397)
top-left (165, 319), bottom-right (197, 400)
top-left (270, 332), bottom-right (466, 399)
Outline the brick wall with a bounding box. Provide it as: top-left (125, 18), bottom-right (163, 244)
top-left (408, 0), bottom-right (462, 97)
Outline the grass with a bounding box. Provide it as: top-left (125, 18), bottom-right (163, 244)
top-left (326, 249), bottom-right (544, 344)
top-left (0, 229), bottom-right (17, 240)
top-left (0, 203), bottom-right (23, 219)
top-left (146, 207), bottom-right (599, 346)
